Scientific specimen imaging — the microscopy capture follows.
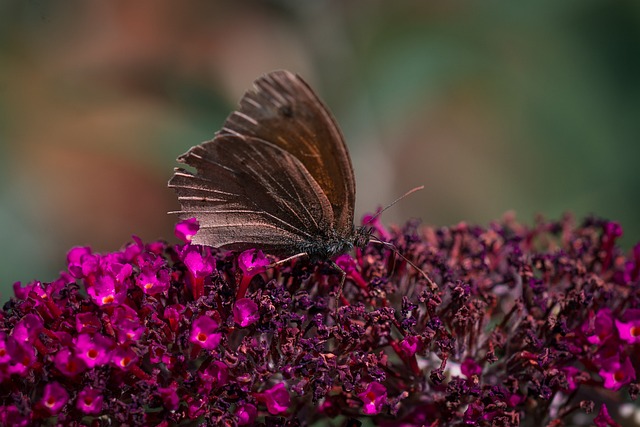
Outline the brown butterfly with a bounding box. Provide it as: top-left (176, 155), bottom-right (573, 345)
top-left (169, 70), bottom-right (429, 291)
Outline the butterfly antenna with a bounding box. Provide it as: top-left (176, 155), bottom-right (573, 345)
top-left (368, 234), bottom-right (438, 291)
top-left (363, 186), bottom-right (424, 227)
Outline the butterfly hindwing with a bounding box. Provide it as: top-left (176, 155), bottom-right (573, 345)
top-left (169, 134), bottom-right (335, 255)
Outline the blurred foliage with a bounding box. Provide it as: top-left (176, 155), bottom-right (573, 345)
top-left (1, 0), bottom-right (639, 312)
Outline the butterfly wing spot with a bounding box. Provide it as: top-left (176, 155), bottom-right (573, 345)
top-left (279, 105), bottom-right (293, 118)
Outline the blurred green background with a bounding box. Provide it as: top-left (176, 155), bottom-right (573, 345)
top-left (1, 0), bottom-right (639, 301)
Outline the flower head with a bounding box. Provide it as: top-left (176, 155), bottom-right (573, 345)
top-left (0, 214), bottom-right (638, 425)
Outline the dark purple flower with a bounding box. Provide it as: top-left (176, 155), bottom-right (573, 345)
top-left (201, 361), bottom-right (228, 391)
top-left (583, 308), bottom-right (614, 346)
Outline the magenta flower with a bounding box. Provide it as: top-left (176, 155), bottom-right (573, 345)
top-left (87, 273), bottom-right (125, 306)
top-left (599, 356), bottom-right (636, 391)
top-left (583, 308), bottom-right (614, 346)
top-left (259, 383), bottom-right (290, 415)
top-left (236, 249), bottom-right (269, 299)
top-left (358, 382), bottom-right (388, 415)
top-left (236, 403), bottom-right (258, 425)
top-left (201, 361), bottom-right (228, 391)
top-left (136, 264), bottom-right (170, 295)
top-left (40, 382), bottom-right (68, 415)
top-left (0, 405), bottom-right (29, 427)
top-left (66, 246), bottom-right (94, 278)
top-left (75, 312), bottom-right (102, 334)
top-left (398, 335), bottom-right (421, 358)
top-left (189, 315), bottom-right (222, 350)
top-left (238, 248), bottom-right (270, 274)
top-left (111, 345), bottom-right (138, 371)
top-left (76, 387), bottom-right (103, 414)
top-left (74, 333), bottom-right (112, 368)
top-left (53, 347), bottom-right (86, 376)
top-left (11, 314), bottom-right (43, 344)
top-left (593, 404), bottom-right (621, 427)
top-left (461, 357), bottom-right (483, 378)
top-left (614, 308), bottom-right (640, 344)
top-left (233, 298), bottom-right (259, 327)
top-left (183, 247), bottom-right (215, 279)
top-left (175, 217), bottom-right (199, 243)
top-left (158, 384), bottom-right (180, 411)
top-left (111, 305), bottom-right (145, 343)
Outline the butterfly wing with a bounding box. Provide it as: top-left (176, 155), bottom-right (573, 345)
top-left (220, 70), bottom-right (356, 237)
top-left (169, 134), bottom-right (335, 255)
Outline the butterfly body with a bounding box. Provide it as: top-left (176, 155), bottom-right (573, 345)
top-left (169, 70), bottom-right (364, 262)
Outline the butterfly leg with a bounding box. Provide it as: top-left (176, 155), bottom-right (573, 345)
top-left (329, 260), bottom-right (347, 311)
top-left (265, 252), bottom-right (309, 270)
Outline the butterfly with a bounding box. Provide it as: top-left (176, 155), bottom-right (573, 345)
top-left (168, 70), bottom-right (430, 293)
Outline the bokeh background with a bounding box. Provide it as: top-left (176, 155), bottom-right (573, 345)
top-left (1, 0), bottom-right (639, 307)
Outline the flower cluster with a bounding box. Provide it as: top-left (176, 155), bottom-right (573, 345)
top-left (1, 214), bottom-right (639, 426)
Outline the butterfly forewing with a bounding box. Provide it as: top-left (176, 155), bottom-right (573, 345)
top-left (220, 70), bottom-right (356, 236)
